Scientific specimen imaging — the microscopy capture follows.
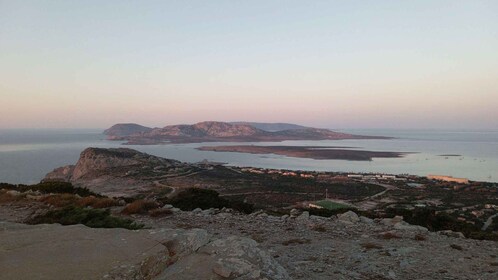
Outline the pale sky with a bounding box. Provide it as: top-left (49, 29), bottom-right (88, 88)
top-left (1, 1), bottom-right (497, 129)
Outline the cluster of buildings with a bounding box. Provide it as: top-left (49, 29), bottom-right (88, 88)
top-left (427, 175), bottom-right (469, 184)
top-left (241, 168), bottom-right (315, 178)
top-left (346, 174), bottom-right (407, 182)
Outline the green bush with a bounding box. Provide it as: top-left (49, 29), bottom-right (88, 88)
top-left (165, 188), bottom-right (253, 214)
top-left (167, 188), bottom-right (227, 210)
top-left (0, 181), bottom-right (99, 197)
top-left (28, 206), bottom-right (143, 230)
top-left (305, 207), bottom-right (355, 217)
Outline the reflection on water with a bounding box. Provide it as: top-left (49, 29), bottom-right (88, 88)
top-left (0, 129), bottom-right (497, 184)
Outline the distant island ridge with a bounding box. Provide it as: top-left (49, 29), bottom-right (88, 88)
top-left (104, 121), bottom-right (391, 145)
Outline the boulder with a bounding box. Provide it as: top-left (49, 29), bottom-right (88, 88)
top-left (296, 211), bottom-right (310, 222)
top-left (393, 221), bottom-right (428, 232)
top-left (289, 208), bottom-right (301, 218)
top-left (359, 216), bottom-right (374, 224)
top-left (438, 230), bottom-right (466, 239)
top-left (157, 236), bottom-right (289, 280)
top-left (337, 211), bottom-right (360, 224)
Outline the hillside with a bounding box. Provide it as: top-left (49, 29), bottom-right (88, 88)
top-left (230, 122), bottom-right (309, 131)
top-left (103, 123), bottom-right (153, 139)
top-left (104, 121), bottom-right (387, 144)
top-left (1, 147), bottom-right (497, 279)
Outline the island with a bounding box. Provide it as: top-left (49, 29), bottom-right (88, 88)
top-left (104, 121), bottom-right (391, 144)
top-left (197, 145), bottom-right (407, 161)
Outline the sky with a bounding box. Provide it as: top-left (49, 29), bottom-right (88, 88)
top-left (1, 1), bottom-right (497, 130)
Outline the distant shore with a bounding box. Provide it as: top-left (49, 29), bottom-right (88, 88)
top-left (197, 145), bottom-right (408, 161)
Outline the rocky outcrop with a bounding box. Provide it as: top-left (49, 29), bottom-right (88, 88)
top-left (337, 210), bottom-right (360, 224)
top-left (43, 148), bottom-right (183, 197)
top-left (0, 221), bottom-right (288, 280)
top-left (158, 236), bottom-right (289, 280)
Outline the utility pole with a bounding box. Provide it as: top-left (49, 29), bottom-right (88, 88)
top-left (325, 188), bottom-right (328, 200)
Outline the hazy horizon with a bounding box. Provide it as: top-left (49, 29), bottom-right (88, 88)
top-left (1, 1), bottom-right (497, 130)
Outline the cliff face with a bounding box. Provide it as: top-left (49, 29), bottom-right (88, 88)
top-left (72, 148), bottom-right (162, 180)
top-left (44, 148), bottom-right (183, 197)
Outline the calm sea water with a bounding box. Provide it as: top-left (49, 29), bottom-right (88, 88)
top-left (0, 129), bottom-right (497, 184)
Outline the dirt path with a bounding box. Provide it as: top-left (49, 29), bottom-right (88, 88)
top-left (482, 213), bottom-right (498, 231)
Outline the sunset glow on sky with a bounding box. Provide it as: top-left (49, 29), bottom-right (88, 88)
top-left (1, 1), bottom-right (497, 129)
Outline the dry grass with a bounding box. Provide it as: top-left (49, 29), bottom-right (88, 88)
top-left (414, 234), bottom-right (427, 241)
top-left (77, 196), bottom-right (118, 208)
top-left (311, 224), bottom-right (327, 232)
top-left (40, 194), bottom-right (78, 207)
top-left (121, 199), bottom-right (159, 215)
top-left (40, 194), bottom-right (118, 209)
top-left (361, 242), bottom-right (383, 250)
top-left (149, 208), bottom-right (173, 217)
top-left (250, 233), bottom-right (266, 243)
top-left (379, 231), bottom-right (401, 240)
top-left (281, 238), bottom-right (311, 246)
top-left (0, 191), bottom-right (23, 203)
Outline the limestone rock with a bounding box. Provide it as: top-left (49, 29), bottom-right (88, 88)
top-left (360, 216), bottom-right (374, 224)
top-left (438, 230), bottom-right (466, 239)
top-left (337, 211), bottom-right (360, 224)
top-left (296, 211), bottom-right (310, 222)
top-left (393, 221), bottom-right (428, 232)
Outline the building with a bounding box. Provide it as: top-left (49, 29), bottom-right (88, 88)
top-left (427, 175), bottom-right (469, 184)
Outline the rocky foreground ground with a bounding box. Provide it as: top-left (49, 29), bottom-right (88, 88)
top-left (1, 203), bottom-right (497, 280)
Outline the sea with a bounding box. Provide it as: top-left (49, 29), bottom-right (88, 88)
top-left (0, 129), bottom-right (497, 184)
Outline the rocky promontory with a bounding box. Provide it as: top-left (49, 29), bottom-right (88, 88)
top-left (44, 148), bottom-right (185, 197)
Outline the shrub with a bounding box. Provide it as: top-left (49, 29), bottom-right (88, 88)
top-left (1, 181), bottom-right (99, 197)
top-left (40, 194), bottom-right (79, 207)
top-left (311, 224), bottom-right (327, 232)
top-left (281, 238), bottom-right (311, 246)
top-left (361, 242), bottom-right (383, 250)
top-left (28, 206), bottom-right (143, 230)
top-left (149, 208), bottom-right (173, 217)
top-left (228, 199), bottom-right (254, 214)
top-left (167, 188), bottom-right (227, 211)
top-left (122, 200), bottom-right (159, 215)
top-left (305, 207), bottom-right (354, 218)
top-left (77, 196), bottom-right (118, 208)
top-left (0, 190), bottom-right (23, 203)
top-left (414, 234), bottom-right (427, 241)
top-left (379, 231), bottom-right (401, 240)
top-left (166, 188), bottom-right (254, 214)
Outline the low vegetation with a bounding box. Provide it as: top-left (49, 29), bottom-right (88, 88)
top-left (385, 207), bottom-right (498, 241)
top-left (28, 206), bottom-right (143, 230)
top-left (304, 206), bottom-right (355, 218)
top-left (164, 188), bottom-right (254, 214)
top-left (0, 182), bottom-right (98, 197)
top-left (121, 199), bottom-right (159, 215)
top-left (313, 200), bottom-right (351, 210)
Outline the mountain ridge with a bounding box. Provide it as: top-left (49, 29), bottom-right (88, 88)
top-left (104, 121), bottom-right (389, 144)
